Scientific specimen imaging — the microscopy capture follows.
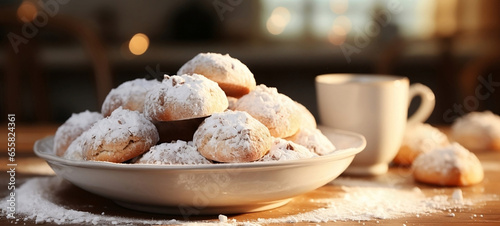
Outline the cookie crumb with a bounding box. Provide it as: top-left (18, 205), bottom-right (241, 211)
top-left (219, 214), bottom-right (228, 222)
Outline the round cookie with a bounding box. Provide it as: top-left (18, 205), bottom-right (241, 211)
top-left (451, 111), bottom-right (500, 151)
top-left (178, 52), bottom-right (256, 98)
top-left (193, 110), bottom-right (272, 163)
top-left (296, 101), bottom-right (317, 130)
top-left (259, 138), bottom-right (317, 162)
top-left (412, 143), bottom-right (484, 186)
top-left (78, 107), bottom-right (159, 163)
top-left (393, 123), bottom-right (449, 165)
top-left (101, 78), bottom-right (160, 117)
top-left (63, 134), bottom-right (85, 160)
top-left (234, 84), bottom-right (301, 138)
top-left (136, 141), bottom-right (211, 165)
top-left (53, 110), bottom-right (103, 156)
top-left (227, 96), bottom-right (238, 111)
top-left (288, 127), bottom-right (336, 156)
top-left (144, 74), bottom-right (228, 122)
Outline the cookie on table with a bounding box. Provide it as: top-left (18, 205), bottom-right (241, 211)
top-left (393, 123), bottom-right (449, 165)
top-left (233, 84), bottom-right (301, 138)
top-left (54, 110), bottom-right (103, 156)
top-left (193, 110), bottom-right (272, 163)
top-left (412, 143), bottom-right (484, 186)
top-left (178, 52), bottom-right (256, 98)
top-left (451, 111), bottom-right (500, 152)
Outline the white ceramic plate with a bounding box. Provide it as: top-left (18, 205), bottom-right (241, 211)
top-left (34, 128), bottom-right (365, 215)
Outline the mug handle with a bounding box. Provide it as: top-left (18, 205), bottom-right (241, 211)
top-left (407, 83), bottom-right (435, 125)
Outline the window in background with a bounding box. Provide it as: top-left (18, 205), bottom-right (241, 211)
top-left (261, 0), bottom-right (304, 39)
top-left (260, 0), bottom-right (435, 42)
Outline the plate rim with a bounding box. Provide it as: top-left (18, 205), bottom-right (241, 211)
top-left (34, 128), bottom-right (366, 171)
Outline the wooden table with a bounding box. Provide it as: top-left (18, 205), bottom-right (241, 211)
top-left (1, 125), bottom-right (499, 225)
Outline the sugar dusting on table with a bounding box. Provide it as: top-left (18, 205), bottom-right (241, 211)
top-left (1, 176), bottom-right (497, 225)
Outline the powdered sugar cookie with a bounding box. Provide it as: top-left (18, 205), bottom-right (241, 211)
top-left (451, 111), bottom-right (500, 151)
top-left (393, 123), bottom-right (449, 165)
top-left (178, 52), bottom-right (256, 98)
top-left (101, 78), bottom-right (160, 117)
top-left (136, 141), bottom-right (211, 165)
top-left (79, 107), bottom-right (159, 163)
top-left (193, 110), bottom-right (272, 163)
top-left (288, 127), bottom-right (336, 155)
top-left (296, 101), bottom-right (317, 130)
top-left (144, 74), bottom-right (228, 122)
top-left (54, 110), bottom-right (103, 156)
top-left (234, 84), bottom-right (301, 138)
top-left (227, 96), bottom-right (238, 110)
top-left (412, 143), bottom-right (484, 186)
top-left (63, 134), bottom-right (85, 160)
top-left (259, 138), bottom-right (317, 162)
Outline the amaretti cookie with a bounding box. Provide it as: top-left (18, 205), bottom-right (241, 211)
top-left (451, 111), bottom-right (500, 151)
top-left (412, 143), bottom-right (484, 186)
top-left (234, 84), bottom-right (301, 138)
top-left (53, 110), bottom-right (103, 156)
top-left (193, 110), bottom-right (272, 163)
top-left (259, 138), bottom-right (317, 162)
top-left (393, 123), bottom-right (449, 165)
top-left (136, 140), bottom-right (211, 165)
top-left (144, 74), bottom-right (228, 122)
top-left (178, 52), bottom-right (256, 98)
top-left (76, 107), bottom-right (159, 163)
top-left (101, 78), bottom-right (160, 117)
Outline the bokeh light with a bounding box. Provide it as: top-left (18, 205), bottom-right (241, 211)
top-left (128, 33), bottom-right (150, 55)
top-left (266, 7), bottom-right (291, 35)
top-left (330, 0), bottom-right (349, 14)
top-left (17, 1), bottom-right (38, 23)
top-left (328, 24), bottom-right (347, 45)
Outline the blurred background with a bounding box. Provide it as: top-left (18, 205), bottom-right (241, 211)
top-left (1, 0), bottom-right (500, 125)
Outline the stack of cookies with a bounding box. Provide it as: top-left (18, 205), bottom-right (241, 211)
top-left (54, 53), bottom-right (336, 165)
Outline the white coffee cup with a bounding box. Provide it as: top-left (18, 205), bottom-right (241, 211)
top-left (315, 74), bottom-right (435, 176)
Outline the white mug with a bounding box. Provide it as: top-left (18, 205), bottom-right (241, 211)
top-left (315, 74), bottom-right (435, 176)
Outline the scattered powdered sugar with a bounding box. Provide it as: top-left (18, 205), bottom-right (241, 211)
top-left (0, 177), bottom-right (182, 225)
top-left (135, 140), bottom-right (211, 165)
top-left (256, 177), bottom-right (496, 224)
top-left (451, 189), bottom-right (464, 205)
top-left (2, 176), bottom-right (497, 225)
